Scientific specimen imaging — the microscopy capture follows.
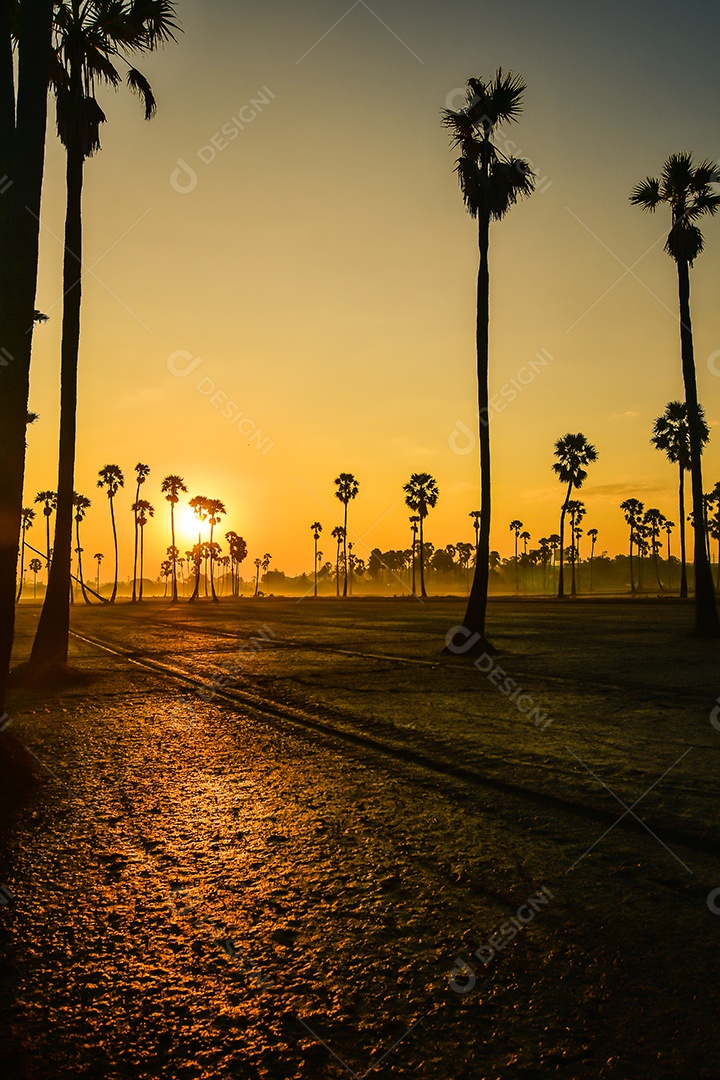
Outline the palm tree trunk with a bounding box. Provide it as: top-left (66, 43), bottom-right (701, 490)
top-left (210, 524), bottom-right (218, 602)
top-left (557, 481), bottom-right (572, 599)
top-left (131, 487), bottom-right (140, 601)
top-left (0, 0), bottom-right (53, 705)
top-left (76, 515), bottom-right (90, 604)
top-left (170, 502), bottom-right (178, 602)
top-left (459, 210), bottom-right (492, 646)
top-left (139, 526), bottom-right (144, 601)
top-left (29, 146), bottom-right (83, 666)
top-left (16, 529), bottom-right (25, 602)
top-left (678, 464), bottom-right (687, 598)
top-left (411, 537), bottom-right (416, 596)
top-left (628, 529), bottom-right (635, 594)
top-left (677, 257), bottom-right (719, 633)
top-left (419, 515), bottom-right (427, 598)
top-left (109, 494), bottom-right (119, 603)
top-left (342, 504), bottom-right (348, 598)
top-left (313, 537), bottom-right (318, 597)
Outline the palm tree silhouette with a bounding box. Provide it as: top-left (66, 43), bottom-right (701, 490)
top-left (620, 499), bottom-right (644, 595)
top-left (631, 154), bottom-right (720, 635)
top-left (30, 3), bottom-right (178, 667)
top-left (94, 552), bottom-right (103, 595)
top-left (130, 463), bottom-right (150, 602)
top-left (644, 507), bottom-right (666, 591)
top-left (552, 434), bottom-right (598, 599)
top-left (334, 473), bottom-right (359, 597)
top-left (160, 475), bottom-right (187, 602)
top-left (469, 510), bottom-right (481, 554)
top-left (34, 490), bottom-right (57, 579)
top-left (225, 532), bottom-right (248, 597)
top-left (651, 401), bottom-right (709, 599)
top-left (403, 473), bottom-right (439, 599)
top-left (443, 72), bottom-right (534, 650)
top-left (587, 528), bottom-right (598, 593)
top-left (29, 558), bottom-right (43, 600)
top-left (188, 496), bottom-right (209, 601)
top-left (205, 499), bottom-right (226, 602)
top-left (97, 465), bottom-right (124, 603)
top-left (566, 500), bottom-right (585, 597)
top-left (547, 534), bottom-right (561, 590)
top-left (311, 522), bottom-right (322, 598)
top-left (509, 520), bottom-right (523, 593)
top-left (331, 526), bottom-right (345, 596)
top-left (16, 508), bottom-right (35, 602)
top-left (131, 499), bottom-right (154, 601)
top-left (253, 557), bottom-right (261, 597)
top-left (73, 493), bottom-right (91, 604)
top-left (520, 530), bottom-right (530, 590)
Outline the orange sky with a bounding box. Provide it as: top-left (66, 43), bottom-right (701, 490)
top-left (22, 0), bottom-right (720, 580)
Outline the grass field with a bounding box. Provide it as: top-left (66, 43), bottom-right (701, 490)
top-left (1, 597), bottom-right (719, 1078)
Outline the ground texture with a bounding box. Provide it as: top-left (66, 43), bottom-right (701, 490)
top-left (1, 598), bottom-right (719, 1079)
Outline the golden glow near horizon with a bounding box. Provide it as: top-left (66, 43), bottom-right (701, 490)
top-left (22, 1), bottom-right (720, 582)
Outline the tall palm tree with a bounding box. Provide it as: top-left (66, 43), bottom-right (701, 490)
top-left (96, 464), bottom-right (124, 603)
top-left (334, 473), bottom-right (359, 597)
top-left (509, 519), bottom-right (523, 593)
top-left (631, 154), bottom-right (720, 636)
top-left (620, 499), bottom-right (644, 595)
top-left (552, 434), bottom-right (598, 599)
top-left (72, 492), bottom-right (91, 603)
top-left (29, 3), bottom-right (178, 668)
top-left (34, 490), bottom-right (57, 579)
top-left (188, 495), bottom-right (208, 601)
top-left (0, 0), bottom-right (55, 710)
top-left (225, 531), bottom-right (248, 597)
top-left (94, 551), bottom-right (103, 594)
top-left (131, 463), bottom-right (150, 602)
top-left (651, 401), bottom-right (709, 599)
top-left (311, 522), bottom-right (322, 598)
top-left (205, 498), bottom-right (226, 602)
top-left (566, 499), bottom-right (585, 597)
top-left (131, 498), bottom-right (153, 600)
top-left (469, 510), bottom-right (481, 554)
top-left (16, 508), bottom-right (35, 602)
top-left (443, 72), bottom-right (534, 651)
top-left (160, 474), bottom-right (187, 602)
top-left (587, 528), bottom-right (598, 593)
top-left (403, 473), bottom-right (439, 599)
top-left (253, 557), bottom-right (261, 597)
top-left (331, 526), bottom-right (345, 596)
top-left (519, 530), bottom-right (530, 590)
top-left (547, 534), bottom-right (561, 590)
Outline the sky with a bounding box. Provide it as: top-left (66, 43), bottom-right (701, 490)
top-left (22, 0), bottom-right (720, 580)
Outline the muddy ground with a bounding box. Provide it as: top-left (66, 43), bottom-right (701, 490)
top-left (1, 598), bottom-right (719, 1079)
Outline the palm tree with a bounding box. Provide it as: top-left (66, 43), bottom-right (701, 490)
top-left (205, 498), bottom-right (226, 602)
top-left (403, 473), bottom-right (439, 599)
top-left (29, 4), bottom-right (178, 668)
top-left (225, 532), bottom-right (248, 597)
top-left (631, 154), bottom-right (720, 636)
top-left (520, 530), bottom-right (530, 590)
top-left (188, 496), bottom-right (208, 601)
top-left (644, 507), bottom-right (666, 591)
top-left (620, 499), bottom-right (644, 595)
top-left (160, 558), bottom-right (172, 596)
top-left (566, 499), bottom-right (585, 597)
top-left (160, 474), bottom-right (187, 602)
top-left (72, 493), bottom-right (91, 603)
top-left (29, 558), bottom-right (43, 600)
top-left (443, 72), bottom-right (534, 651)
top-left (95, 465), bottom-right (124, 604)
top-left (131, 499), bottom-right (153, 600)
top-left (334, 473), bottom-right (359, 597)
top-left (587, 528), bottom-right (598, 593)
top-left (552, 434), bottom-right (598, 599)
top-left (469, 510), bottom-right (481, 554)
top-left (509, 520), bottom-right (523, 593)
top-left (331, 526), bottom-right (345, 596)
top-left (16, 508), bottom-right (36, 602)
top-left (94, 552), bottom-right (103, 594)
top-left (34, 490), bottom-right (57, 579)
top-left (0, 0), bottom-right (55, 710)
top-left (651, 401), bottom-right (709, 599)
top-left (310, 521), bottom-right (322, 598)
top-left (130, 463), bottom-right (150, 602)
top-left (253, 557), bottom-right (261, 597)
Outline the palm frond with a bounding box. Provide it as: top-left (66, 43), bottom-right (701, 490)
top-left (629, 176), bottom-right (660, 210)
top-left (126, 66), bottom-right (156, 118)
